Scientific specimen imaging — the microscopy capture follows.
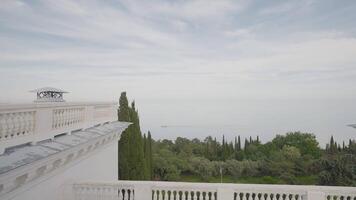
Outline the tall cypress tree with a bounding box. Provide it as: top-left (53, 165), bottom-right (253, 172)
top-left (118, 92), bottom-right (131, 180)
top-left (128, 101), bottom-right (146, 180)
top-left (118, 93), bottom-right (147, 180)
top-left (147, 131), bottom-right (153, 180)
top-left (238, 136), bottom-right (241, 150)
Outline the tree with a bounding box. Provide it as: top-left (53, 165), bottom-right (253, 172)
top-left (271, 132), bottom-right (321, 158)
top-left (118, 92), bottom-right (148, 180)
top-left (118, 92), bottom-right (131, 180)
top-left (318, 155), bottom-right (354, 186)
top-left (146, 131), bottom-right (153, 180)
top-left (190, 157), bottom-right (214, 181)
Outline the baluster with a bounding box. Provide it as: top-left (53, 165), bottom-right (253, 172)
top-left (241, 193), bottom-right (246, 200)
top-left (273, 193), bottom-right (279, 200)
top-left (266, 193), bottom-right (273, 200)
top-left (125, 189), bottom-right (130, 200)
top-left (247, 193), bottom-right (252, 200)
top-left (87, 187), bottom-right (92, 200)
top-left (202, 192), bottom-right (207, 200)
top-left (117, 189), bottom-right (122, 200)
top-left (121, 189), bottom-right (125, 200)
top-left (153, 190), bottom-right (158, 200)
top-left (174, 190), bottom-right (177, 200)
top-left (158, 190), bottom-right (163, 200)
top-left (185, 191), bottom-right (189, 200)
top-left (210, 192), bottom-right (216, 200)
top-left (283, 194), bottom-right (288, 200)
top-left (81, 187), bottom-right (86, 200)
top-left (86, 187), bottom-right (91, 200)
top-left (130, 189), bottom-right (134, 200)
top-left (188, 191), bottom-right (192, 200)
top-left (106, 187), bottom-right (112, 200)
top-left (177, 191), bottom-right (181, 200)
top-left (89, 187), bottom-right (94, 200)
top-left (74, 187), bottom-right (80, 200)
top-left (251, 193), bottom-right (256, 200)
top-left (167, 191), bottom-right (172, 200)
top-left (123, 189), bottom-right (128, 200)
top-left (191, 191), bottom-right (196, 200)
top-left (97, 187), bottom-right (101, 200)
top-left (128, 189), bottom-right (132, 200)
top-left (196, 192), bottom-right (200, 200)
top-left (102, 187), bottom-right (107, 200)
top-left (99, 187), bottom-right (104, 200)
top-left (182, 191), bottom-right (187, 200)
top-left (270, 193), bottom-right (276, 200)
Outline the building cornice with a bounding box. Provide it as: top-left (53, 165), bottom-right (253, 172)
top-left (0, 122), bottom-right (130, 199)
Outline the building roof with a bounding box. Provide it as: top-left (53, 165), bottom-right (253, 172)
top-left (0, 121), bottom-right (130, 175)
top-left (29, 87), bottom-right (68, 93)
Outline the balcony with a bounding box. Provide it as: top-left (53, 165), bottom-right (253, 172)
top-left (72, 181), bottom-right (356, 200)
top-left (0, 101), bottom-right (118, 154)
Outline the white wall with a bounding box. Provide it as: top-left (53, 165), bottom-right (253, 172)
top-left (6, 140), bottom-right (118, 200)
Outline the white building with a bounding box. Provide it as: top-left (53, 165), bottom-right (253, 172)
top-left (0, 88), bottom-right (130, 200)
top-left (0, 88), bottom-right (355, 200)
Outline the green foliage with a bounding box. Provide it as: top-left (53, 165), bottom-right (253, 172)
top-left (318, 155), bottom-right (355, 186)
top-left (271, 132), bottom-right (321, 158)
top-left (153, 149), bottom-right (182, 181)
top-left (118, 92), bottom-right (152, 180)
top-left (190, 157), bottom-right (214, 181)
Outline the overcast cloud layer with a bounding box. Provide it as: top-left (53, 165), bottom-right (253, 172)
top-left (1, 0), bottom-right (356, 145)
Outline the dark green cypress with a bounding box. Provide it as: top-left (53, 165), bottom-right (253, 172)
top-left (118, 92), bottom-right (131, 180)
top-left (147, 131), bottom-right (153, 180)
top-left (118, 93), bottom-right (147, 180)
top-left (238, 136), bottom-right (241, 150)
top-left (128, 101), bottom-right (146, 180)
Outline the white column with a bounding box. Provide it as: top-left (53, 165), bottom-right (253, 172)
top-left (304, 191), bottom-right (325, 200)
top-left (217, 187), bottom-right (234, 200)
top-left (135, 185), bottom-right (152, 200)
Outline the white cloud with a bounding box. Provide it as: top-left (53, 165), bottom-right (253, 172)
top-left (1, 0), bottom-right (356, 142)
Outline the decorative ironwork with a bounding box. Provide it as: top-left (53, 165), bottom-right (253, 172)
top-left (30, 87), bottom-right (68, 102)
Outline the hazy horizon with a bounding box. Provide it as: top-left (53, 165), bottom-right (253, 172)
top-left (1, 0), bottom-right (356, 145)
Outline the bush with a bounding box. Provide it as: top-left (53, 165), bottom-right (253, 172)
top-left (190, 157), bottom-right (214, 181)
top-left (225, 159), bottom-right (243, 180)
top-left (279, 172), bottom-right (297, 184)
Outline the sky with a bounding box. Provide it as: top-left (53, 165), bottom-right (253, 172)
top-left (0, 0), bottom-right (356, 145)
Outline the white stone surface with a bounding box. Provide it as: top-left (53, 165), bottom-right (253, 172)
top-left (7, 135), bottom-right (118, 200)
top-left (0, 121), bottom-right (130, 200)
top-left (0, 102), bottom-right (118, 154)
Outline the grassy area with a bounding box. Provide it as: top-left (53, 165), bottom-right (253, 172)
top-left (179, 175), bottom-right (318, 185)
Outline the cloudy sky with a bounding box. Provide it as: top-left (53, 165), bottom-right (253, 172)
top-left (1, 0), bottom-right (356, 145)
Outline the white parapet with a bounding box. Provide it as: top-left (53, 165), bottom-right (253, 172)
top-left (0, 102), bottom-right (118, 154)
top-left (72, 181), bottom-right (356, 200)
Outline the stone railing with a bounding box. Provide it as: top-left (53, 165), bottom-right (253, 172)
top-left (0, 102), bottom-right (117, 154)
top-left (72, 181), bottom-right (356, 200)
top-left (0, 122), bottom-right (130, 200)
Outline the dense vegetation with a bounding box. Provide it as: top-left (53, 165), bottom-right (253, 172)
top-left (151, 135), bottom-right (355, 186)
top-left (118, 93), bottom-right (355, 186)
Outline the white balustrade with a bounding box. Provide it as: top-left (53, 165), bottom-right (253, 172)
top-left (0, 102), bottom-right (117, 154)
top-left (72, 181), bottom-right (356, 200)
top-left (0, 122), bottom-right (130, 199)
